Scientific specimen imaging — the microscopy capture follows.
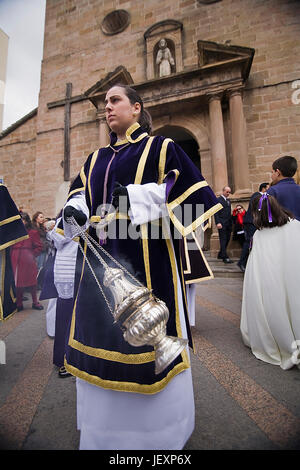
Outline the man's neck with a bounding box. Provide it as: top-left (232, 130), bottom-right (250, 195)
top-left (276, 176), bottom-right (292, 184)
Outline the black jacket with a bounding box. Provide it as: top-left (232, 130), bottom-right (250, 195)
top-left (214, 196), bottom-right (232, 227)
top-left (243, 191), bottom-right (260, 225)
top-left (268, 178), bottom-right (300, 221)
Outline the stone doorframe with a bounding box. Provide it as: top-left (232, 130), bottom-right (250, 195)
top-left (86, 40), bottom-right (255, 199)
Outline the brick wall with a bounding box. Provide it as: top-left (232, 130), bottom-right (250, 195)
top-left (0, 113), bottom-right (37, 214)
top-left (0, 0), bottom-right (299, 216)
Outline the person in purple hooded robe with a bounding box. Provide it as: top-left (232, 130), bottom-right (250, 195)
top-left (0, 184), bottom-right (28, 321)
top-left (61, 84), bottom-right (222, 450)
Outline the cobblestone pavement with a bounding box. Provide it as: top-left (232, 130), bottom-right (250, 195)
top-left (0, 277), bottom-right (300, 451)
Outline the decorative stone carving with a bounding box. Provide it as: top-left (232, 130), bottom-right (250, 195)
top-left (144, 20), bottom-right (183, 80)
top-left (156, 38), bottom-right (175, 77)
top-left (101, 10), bottom-right (130, 36)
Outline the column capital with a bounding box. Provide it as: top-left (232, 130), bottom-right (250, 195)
top-left (226, 85), bottom-right (245, 99)
top-left (206, 90), bottom-right (224, 103)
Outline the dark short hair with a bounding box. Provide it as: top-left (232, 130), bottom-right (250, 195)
top-left (252, 194), bottom-right (293, 229)
top-left (259, 182), bottom-right (269, 192)
top-left (272, 156), bottom-right (298, 177)
top-left (111, 84), bottom-right (152, 134)
top-left (21, 212), bottom-right (32, 229)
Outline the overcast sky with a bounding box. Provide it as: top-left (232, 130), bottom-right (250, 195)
top-left (0, 0), bottom-right (46, 130)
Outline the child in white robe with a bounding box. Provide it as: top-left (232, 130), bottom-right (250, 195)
top-left (240, 193), bottom-right (300, 370)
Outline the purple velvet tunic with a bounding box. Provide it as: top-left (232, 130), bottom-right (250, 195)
top-left (64, 123), bottom-right (222, 393)
top-left (0, 185), bottom-right (28, 320)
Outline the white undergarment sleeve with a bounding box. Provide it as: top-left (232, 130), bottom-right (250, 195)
top-left (127, 183), bottom-right (168, 226)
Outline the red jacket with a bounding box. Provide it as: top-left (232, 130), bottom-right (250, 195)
top-left (10, 229), bottom-right (43, 287)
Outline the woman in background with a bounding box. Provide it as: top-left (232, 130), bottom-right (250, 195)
top-left (232, 204), bottom-right (246, 248)
top-left (32, 211), bottom-right (48, 276)
top-left (10, 212), bottom-right (44, 311)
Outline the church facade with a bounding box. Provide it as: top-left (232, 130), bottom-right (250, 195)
top-left (0, 0), bottom-right (299, 254)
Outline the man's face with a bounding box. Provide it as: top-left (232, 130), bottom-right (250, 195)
top-left (262, 184), bottom-right (270, 193)
top-left (271, 168), bottom-right (280, 184)
top-left (223, 187), bottom-right (231, 198)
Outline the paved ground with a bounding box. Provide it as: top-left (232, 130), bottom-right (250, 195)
top-left (0, 276), bottom-right (300, 451)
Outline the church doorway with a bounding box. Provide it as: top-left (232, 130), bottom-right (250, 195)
top-left (153, 125), bottom-right (201, 171)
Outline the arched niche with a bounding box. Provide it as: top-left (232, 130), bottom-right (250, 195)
top-left (144, 20), bottom-right (183, 80)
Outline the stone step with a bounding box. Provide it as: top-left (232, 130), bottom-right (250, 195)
top-left (203, 254), bottom-right (245, 278)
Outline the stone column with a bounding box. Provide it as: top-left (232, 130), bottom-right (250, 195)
top-left (208, 93), bottom-right (229, 195)
top-left (98, 113), bottom-right (110, 147)
top-left (207, 92), bottom-right (229, 256)
top-left (228, 88), bottom-right (251, 196)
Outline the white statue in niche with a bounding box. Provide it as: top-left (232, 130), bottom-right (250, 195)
top-left (156, 38), bottom-right (175, 77)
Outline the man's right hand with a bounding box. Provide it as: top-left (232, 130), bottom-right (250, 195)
top-left (63, 206), bottom-right (87, 226)
top-left (217, 223), bottom-right (223, 229)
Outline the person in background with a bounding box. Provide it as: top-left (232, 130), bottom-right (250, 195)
top-left (239, 182), bottom-right (270, 272)
top-left (232, 204), bottom-right (246, 247)
top-left (0, 185), bottom-right (28, 321)
top-left (37, 219), bottom-right (57, 288)
top-left (240, 193), bottom-right (300, 370)
top-left (294, 167), bottom-right (300, 185)
top-left (51, 215), bottom-right (78, 378)
top-left (214, 186), bottom-right (233, 264)
top-left (32, 211), bottom-right (48, 276)
top-left (267, 155), bottom-right (300, 221)
top-left (44, 219), bottom-right (56, 260)
top-left (10, 212), bottom-right (44, 311)
top-left (18, 205), bottom-right (25, 216)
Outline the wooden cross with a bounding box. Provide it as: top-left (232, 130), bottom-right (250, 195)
top-left (47, 83), bottom-right (86, 181)
top-left (63, 82), bottom-right (72, 181)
